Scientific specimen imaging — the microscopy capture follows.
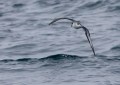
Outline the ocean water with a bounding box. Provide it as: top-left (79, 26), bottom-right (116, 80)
top-left (0, 0), bottom-right (120, 85)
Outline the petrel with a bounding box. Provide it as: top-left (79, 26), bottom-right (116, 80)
top-left (49, 18), bottom-right (96, 56)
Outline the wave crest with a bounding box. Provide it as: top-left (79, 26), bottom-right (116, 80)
top-left (0, 54), bottom-right (85, 63)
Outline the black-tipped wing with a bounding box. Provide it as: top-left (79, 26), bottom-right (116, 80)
top-left (49, 18), bottom-right (75, 25)
top-left (82, 26), bottom-right (96, 56)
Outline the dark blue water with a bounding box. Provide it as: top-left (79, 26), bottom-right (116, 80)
top-left (0, 0), bottom-right (120, 85)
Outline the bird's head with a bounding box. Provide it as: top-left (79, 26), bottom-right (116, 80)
top-left (71, 21), bottom-right (83, 29)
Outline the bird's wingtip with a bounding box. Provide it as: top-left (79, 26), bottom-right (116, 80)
top-left (48, 22), bottom-right (52, 25)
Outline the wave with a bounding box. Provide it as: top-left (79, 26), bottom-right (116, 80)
top-left (0, 13), bottom-right (3, 17)
top-left (81, 0), bottom-right (120, 12)
top-left (5, 44), bottom-right (36, 50)
top-left (0, 54), bottom-right (120, 64)
top-left (107, 5), bottom-right (120, 12)
top-left (111, 44), bottom-right (120, 51)
top-left (35, 0), bottom-right (120, 13)
top-left (81, 0), bottom-right (108, 9)
top-left (12, 3), bottom-right (25, 8)
top-left (36, 0), bottom-right (76, 7)
top-left (0, 54), bottom-right (86, 63)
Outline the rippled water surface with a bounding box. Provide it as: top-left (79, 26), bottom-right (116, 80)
top-left (0, 0), bottom-right (120, 85)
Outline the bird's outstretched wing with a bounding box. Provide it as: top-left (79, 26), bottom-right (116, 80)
top-left (82, 26), bottom-right (96, 56)
top-left (49, 18), bottom-right (75, 25)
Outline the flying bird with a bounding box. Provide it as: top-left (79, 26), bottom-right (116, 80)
top-left (49, 18), bottom-right (96, 56)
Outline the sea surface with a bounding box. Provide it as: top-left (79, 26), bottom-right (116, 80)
top-left (0, 0), bottom-right (120, 85)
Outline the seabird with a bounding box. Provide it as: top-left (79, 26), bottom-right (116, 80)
top-left (49, 18), bottom-right (96, 56)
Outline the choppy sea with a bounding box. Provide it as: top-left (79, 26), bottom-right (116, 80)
top-left (0, 0), bottom-right (120, 85)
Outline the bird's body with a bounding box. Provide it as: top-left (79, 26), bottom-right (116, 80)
top-left (49, 17), bottom-right (96, 56)
top-left (71, 21), bottom-right (83, 29)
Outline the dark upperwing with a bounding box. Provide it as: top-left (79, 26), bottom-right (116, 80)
top-left (49, 18), bottom-right (75, 25)
top-left (82, 26), bottom-right (96, 56)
